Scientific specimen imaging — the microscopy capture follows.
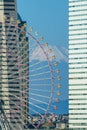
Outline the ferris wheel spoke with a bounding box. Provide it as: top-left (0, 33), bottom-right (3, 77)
top-left (29, 92), bottom-right (51, 99)
top-left (29, 97), bottom-right (49, 106)
top-left (29, 83), bottom-right (52, 86)
top-left (29, 102), bottom-right (47, 112)
top-left (29, 64), bottom-right (49, 72)
top-left (29, 107), bottom-right (42, 117)
top-left (29, 77), bottom-right (51, 82)
top-left (29, 71), bottom-right (51, 77)
top-left (29, 61), bottom-right (43, 68)
top-left (29, 88), bottom-right (53, 93)
top-left (29, 42), bottom-right (37, 49)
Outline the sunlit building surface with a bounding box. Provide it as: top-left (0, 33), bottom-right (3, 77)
top-left (69, 0), bottom-right (87, 129)
top-left (0, 0), bottom-right (29, 129)
top-left (18, 18), bottom-right (29, 127)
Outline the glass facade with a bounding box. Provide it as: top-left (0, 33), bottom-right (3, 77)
top-left (69, 0), bottom-right (87, 129)
top-left (0, 0), bottom-right (29, 129)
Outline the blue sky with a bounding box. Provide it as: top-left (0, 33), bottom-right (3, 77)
top-left (17, 0), bottom-right (68, 48)
top-left (17, 1), bottom-right (68, 114)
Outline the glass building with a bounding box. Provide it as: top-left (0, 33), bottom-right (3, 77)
top-left (69, 0), bottom-right (87, 129)
top-left (0, 0), bottom-right (29, 129)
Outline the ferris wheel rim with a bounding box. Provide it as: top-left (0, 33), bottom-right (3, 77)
top-left (0, 20), bottom-right (55, 128)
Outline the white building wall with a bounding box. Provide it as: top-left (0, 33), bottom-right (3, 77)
top-left (69, 0), bottom-right (87, 129)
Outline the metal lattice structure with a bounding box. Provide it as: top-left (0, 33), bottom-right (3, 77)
top-left (0, 19), bottom-right (60, 130)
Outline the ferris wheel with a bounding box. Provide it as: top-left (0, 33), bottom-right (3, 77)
top-left (0, 18), bottom-right (61, 130)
